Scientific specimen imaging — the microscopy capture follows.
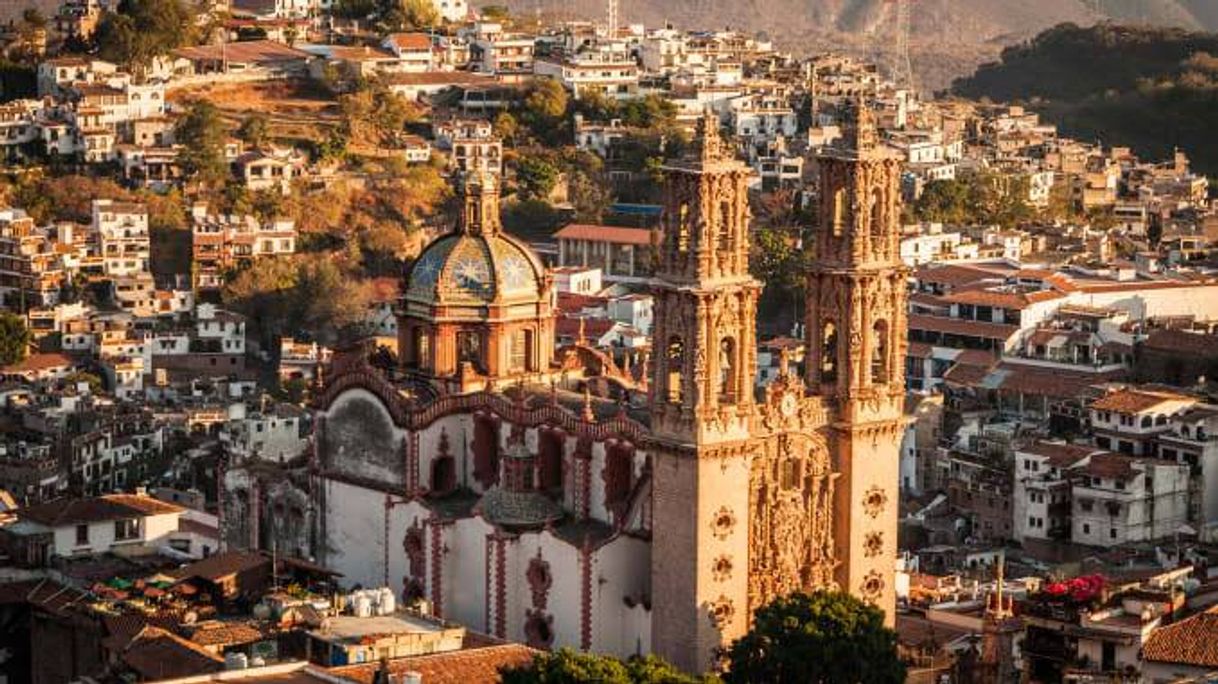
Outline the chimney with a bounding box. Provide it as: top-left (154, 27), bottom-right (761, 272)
top-left (135, 485), bottom-right (148, 496)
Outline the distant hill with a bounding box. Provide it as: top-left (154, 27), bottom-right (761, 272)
top-left (953, 23), bottom-right (1218, 175)
top-left (487, 0), bottom-right (1218, 90)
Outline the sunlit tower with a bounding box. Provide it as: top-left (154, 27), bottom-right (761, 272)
top-left (606, 0), bottom-right (619, 38)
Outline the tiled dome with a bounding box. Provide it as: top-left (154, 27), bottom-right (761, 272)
top-left (405, 231), bottom-right (544, 305)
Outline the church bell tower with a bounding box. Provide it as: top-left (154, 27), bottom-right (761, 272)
top-left (649, 113), bottom-right (760, 672)
top-left (806, 100), bottom-right (908, 620)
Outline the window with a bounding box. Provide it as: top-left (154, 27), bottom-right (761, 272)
top-left (1110, 528), bottom-right (1117, 539)
top-left (871, 320), bottom-right (889, 384)
top-left (75, 524), bottom-right (89, 546)
top-left (1083, 523), bottom-right (1091, 534)
top-left (666, 336), bottom-right (684, 404)
top-left (718, 337), bottom-right (737, 404)
top-left (832, 188), bottom-right (846, 237)
top-left (821, 321), bottom-right (838, 384)
top-left (457, 330), bottom-right (482, 371)
top-left (509, 329), bottom-right (528, 372)
top-left (115, 518), bottom-right (139, 541)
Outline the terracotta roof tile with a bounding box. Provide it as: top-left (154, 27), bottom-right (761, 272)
top-left (553, 224), bottom-right (652, 246)
top-left (171, 549), bottom-right (270, 582)
top-left (331, 643), bottom-right (537, 684)
top-left (1144, 607), bottom-right (1218, 668)
top-left (185, 620), bottom-right (264, 646)
top-left (386, 32), bottom-right (432, 51)
top-left (943, 287), bottom-right (1064, 310)
top-left (1079, 453), bottom-right (1143, 482)
top-left (121, 626), bottom-right (224, 680)
top-left (908, 314), bottom-right (1019, 341)
top-left (1090, 388), bottom-right (1192, 414)
top-left (1017, 441), bottom-right (1100, 468)
top-left (19, 494), bottom-right (183, 527)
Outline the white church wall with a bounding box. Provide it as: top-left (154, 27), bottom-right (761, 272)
top-left (443, 515), bottom-right (494, 630)
top-left (591, 533), bottom-right (651, 658)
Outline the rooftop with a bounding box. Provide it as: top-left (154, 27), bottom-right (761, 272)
top-left (1090, 388), bottom-right (1193, 414)
top-left (19, 493), bottom-right (183, 527)
top-left (553, 223), bottom-right (651, 246)
top-left (1143, 606), bottom-right (1218, 668)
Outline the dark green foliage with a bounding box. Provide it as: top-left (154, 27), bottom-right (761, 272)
top-left (724, 590), bottom-right (906, 684)
top-left (912, 171), bottom-right (1033, 227)
top-left (953, 22), bottom-right (1218, 174)
top-left (0, 312), bottom-right (31, 366)
top-left (175, 101), bottom-right (229, 186)
top-left (500, 649), bottom-right (715, 684)
top-left (0, 59), bottom-right (37, 98)
top-left (514, 154), bottom-right (561, 200)
top-left (96, 0), bottom-right (197, 68)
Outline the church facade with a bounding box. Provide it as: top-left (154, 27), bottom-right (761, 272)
top-left (221, 105), bottom-right (907, 672)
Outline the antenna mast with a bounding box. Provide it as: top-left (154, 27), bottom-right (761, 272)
top-left (607, 0), bottom-right (619, 38)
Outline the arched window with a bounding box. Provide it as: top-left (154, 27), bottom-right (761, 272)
top-left (473, 416), bottom-right (500, 488)
top-left (1141, 416), bottom-right (1153, 428)
top-left (457, 330), bottom-right (482, 372)
top-left (821, 320), bottom-right (838, 383)
top-left (604, 443), bottom-right (633, 511)
top-left (412, 328), bottom-right (430, 369)
top-left (676, 203), bottom-right (690, 253)
top-left (431, 455), bottom-right (456, 495)
top-left (832, 188), bottom-right (846, 237)
top-left (538, 430), bottom-right (563, 493)
top-left (719, 199), bottom-right (732, 251)
top-left (718, 337), bottom-right (737, 404)
top-left (871, 320), bottom-right (889, 384)
top-left (666, 336), bottom-right (684, 404)
top-left (871, 188), bottom-right (885, 236)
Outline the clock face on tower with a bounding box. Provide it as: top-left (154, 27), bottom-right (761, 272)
top-left (780, 393), bottom-right (797, 417)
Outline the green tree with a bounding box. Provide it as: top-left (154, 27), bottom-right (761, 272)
top-left (238, 113), bottom-right (271, 150)
top-left (520, 78), bottom-right (570, 144)
top-left (176, 101), bottom-right (229, 187)
top-left (493, 111), bottom-right (521, 144)
top-left (0, 312), bottom-right (31, 366)
top-left (501, 649), bottom-right (713, 684)
top-left (724, 591), bottom-right (906, 684)
top-left (96, 0), bottom-right (197, 69)
top-left (513, 154), bottom-right (561, 200)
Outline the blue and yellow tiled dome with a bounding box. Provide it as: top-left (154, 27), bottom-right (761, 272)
top-left (404, 173), bottom-right (546, 308)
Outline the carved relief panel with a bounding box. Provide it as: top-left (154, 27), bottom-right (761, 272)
top-left (747, 430), bottom-right (838, 614)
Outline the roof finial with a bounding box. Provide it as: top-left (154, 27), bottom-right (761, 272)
top-left (581, 386), bottom-right (595, 422)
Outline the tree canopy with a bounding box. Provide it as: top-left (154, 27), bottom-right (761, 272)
top-left (0, 312), bottom-right (31, 367)
top-left (96, 0), bottom-right (197, 68)
top-left (501, 649), bottom-right (716, 684)
top-left (175, 101), bottom-right (229, 187)
top-left (724, 591), bottom-right (906, 684)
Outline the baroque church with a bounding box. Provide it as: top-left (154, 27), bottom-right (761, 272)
top-left (221, 103), bottom-right (908, 672)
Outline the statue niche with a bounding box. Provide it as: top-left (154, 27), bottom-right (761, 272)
top-left (748, 432), bottom-right (837, 613)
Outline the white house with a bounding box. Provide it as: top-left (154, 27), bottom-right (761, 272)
top-left (12, 492), bottom-right (185, 559)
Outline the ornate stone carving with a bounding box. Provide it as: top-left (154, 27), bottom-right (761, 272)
top-left (712, 555), bottom-right (733, 582)
top-left (711, 506), bottom-right (736, 541)
top-left (747, 432), bottom-right (837, 614)
top-left (862, 486), bottom-right (888, 519)
top-left (864, 531), bottom-right (883, 558)
top-left (526, 551), bottom-right (553, 610)
top-left (708, 596), bottom-right (734, 629)
top-left (861, 570), bottom-right (885, 602)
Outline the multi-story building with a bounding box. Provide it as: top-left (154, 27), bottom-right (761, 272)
top-left (1071, 452), bottom-right (1190, 547)
top-left (553, 223), bottom-right (653, 284)
top-left (191, 207), bottom-right (297, 291)
top-left (92, 199), bottom-right (150, 277)
top-left (533, 43), bottom-right (639, 99)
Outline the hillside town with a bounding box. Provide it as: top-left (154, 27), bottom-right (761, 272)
top-left (0, 0), bottom-right (1215, 682)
